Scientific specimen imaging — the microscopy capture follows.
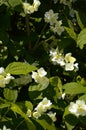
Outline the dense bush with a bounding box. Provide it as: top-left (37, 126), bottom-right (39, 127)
top-left (0, 0), bottom-right (86, 129)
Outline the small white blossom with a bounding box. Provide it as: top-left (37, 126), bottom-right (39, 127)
top-left (44, 10), bottom-right (58, 25)
top-left (47, 111), bottom-right (57, 122)
top-left (33, 111), bottom-right (41, 119)
top-left (26, 109), bottom-right (32, 117)
top-left (69, 100), bottom-right (86, 117)
top-left (23, 0), bottom-right (41, 14)
top-left (35, 97), bottom-right (52, 113)
top-left (33, 0), bottom-right (41, 11)
top-left (0, 75), bottom-right (5, 88)
top-left (0, 67), bottom-right (5, 75)
top-left (50, 20), bottom-right (64, 35)
top-left (64, 53), bottom-right (76, 63)
top-left (0, 125), bottom-right (11, 130)
top-left (37, 67), bottom-right (47, 77)
top-left (32, 67), bottom-right (47, 83)
top-left (5, 73), bottom-right (14, 84)
top-left (61, 93), bottom-right (66, 99)
top-left (65, 63), bottom-right (75, 71)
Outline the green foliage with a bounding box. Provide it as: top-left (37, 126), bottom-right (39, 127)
top-left (77, 28), bottom-right (86, 49)
top-left (11, 103), bottom-right (36, 130)
top-left (75, 10), bottom-right (84, 30)
top-left (5, 62), bottom-right (37, 75)
top-left (64, 27), bottom-right (77, 41)
top-left (63, 82), bottom-right (86, 94)
top-left (3, 88), bottom-right (18, 102)
top-left (0, 0), bottom-right (86, 129)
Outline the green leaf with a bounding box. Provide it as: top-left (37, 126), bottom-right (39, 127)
top-left (25, 101), bottom-right (33, 111)
top-left (0, 102), bottom-right (10, 109)
top-left (5, 62), bottom-right (37, 75)
top-left (64, 27), bottom-right (77, 41)
top-left (3, 88), bottom-right (18, 102)
top-left (8, 0), bottom-right (22, 7)
top-left (11, 103), bottom-right (36, 130)
top-left (49, 76), bottom-right (63, 100)
top-left (77, 28), bottom-right (86, 49)
top-left (29, 84), bottom-right (45, 91)
top-left (36, 116), bottom-right (56, 130)
top-left (75, 10), bottom-right (84, 30)
top-left (63, 82), bottom-right (86, 94)
top-left (79, 94), bottom-right (86, 102)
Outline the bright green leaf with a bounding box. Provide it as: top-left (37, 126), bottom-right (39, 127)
top-left (8, 0), bottom-right (22, 7)
top-left (11, 103), bottom-right (36, 130)
top-left (79, 94), bottom-right (86, 102)
top-left (0, 102), bottom-right (10, 109)
top-left (4, 88), bottom-right (18, 102)
top-left (5, 62), bottom-right (37, 75)
top-left (75, 10), bottom-right (84, 30)
top-left (77, 28), bottom-right (86, 49)
top-left (29, 84), bottom-right (45, 91)
top-left (63, 82), bottom-right (86, 94)
top-left (64, 27), bottom-right (77, 41)
top-left (25, 101), bottom-right (33, 111)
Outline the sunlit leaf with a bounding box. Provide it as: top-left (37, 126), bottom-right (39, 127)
top-left (11, 103), bottom-right (36, 130)
top-left (64, 27), bottom-right (77, 41)
top-left (77, 28), bottom-right (86, 49)
top-left (4, 88), bottom-right (18, 102)
top-left (75, 10), bottom-right (84, 30)
top-left (63, 82), bottom-right (86, 94)
top-left (5, 62), bottom-right (37, 75)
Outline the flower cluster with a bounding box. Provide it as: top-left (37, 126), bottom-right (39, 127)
top-left (26, 97), bottom-right (56, 122)
top-left (0, 67), bottom-right (14, 88)
top-left (32, 67), bottom-right (49, 88)
top-left (0, 125), bottom-right (11, 130)
top-left (44, 9), bottom-right (64, 35)
top-left (23, 0), bottom-right (41, 14)
top-left (69, 100), bottom-right (86, 117)
top-left (49, 48), bottom-right (78, 71)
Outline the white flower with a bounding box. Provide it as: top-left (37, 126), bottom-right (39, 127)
top-left (37, 67), bottom-right (47, 77)
top-left (49, 48), bottom-right (57, 57)
top-left (0, 67), bottom-right (5, 75)
top-left (32, 71), bottom-right (40, 82)
top-left (35, 97), bottom-right (52, 113)
top-left (0, 125), bottom-right (11, 130)
top-left (23, 0), bottom-right (41, 14)
top-left (5, 73), bottom-right (14, 84)
top-left (26, 109), bottom-right (32, 117)
top-left (65, 63), bottom-right (75, 71)
top-left (32, 67), bottom-right (47, 83)
top-left (33, 111), bottom-right (41, 119)
top-left (50, 20), bottom-right (64, 35)
top-left (50, 48), bottom-right (65, 66)
top-left (69, 100), bottom-right (86, 117)
top-left (0, 75), bottom-right (5, 88)
top-left (61, 93), bottom-right (66, 99)
top-left (64, 53), bottom-right (76, 63)
top-left (27, 5), bottom-right (35, 14)
top-left (33, 0), bottom-right (41, 11)
top-left (47, 111), bottom-right (57, 122)
top-left (44, 10), bottom-right (58, 25)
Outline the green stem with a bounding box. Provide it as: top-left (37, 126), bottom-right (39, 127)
top-left (25, 14), bottom-right (31, 50)
top-left (33, 23), bottom-right (48, 51)
top-left (15, 119), bottom-right (25, 130)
